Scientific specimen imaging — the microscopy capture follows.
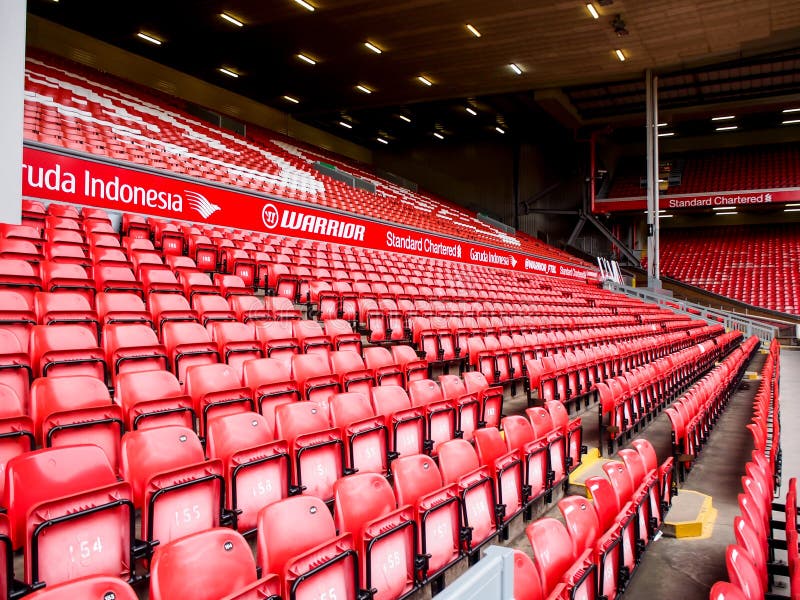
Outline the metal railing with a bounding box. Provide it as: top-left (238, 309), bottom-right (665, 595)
top-left (604, 281), bottom-right (780, 342)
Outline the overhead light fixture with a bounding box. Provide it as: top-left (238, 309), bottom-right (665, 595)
top-left (364, 42), bottom-right (382, 54)
top-left (218, 67), bottom-right (239, 78)
top-left (282, 95), bottom-right (300, 104)
top-left (417, 76), bottom-right (433, 86)
top-left (509, 63), bottom-right (523, 75)
top-left (339, 121), bottom-right (352, 129)
top-left (782, 108), bottom-right (800, 113)
top-left (711, 115), bottom-right (735, 121)
top-left (786, 203), bottom-right (800, 207)
top-left (292, 0), bottom-right (315, 11)
top-left (658, 214), bottom-right (673, 218)
top-left (376, 137), bottom-right (389, 145)
top-left (717, 211), bottom-right (738, 215)
top-left (297, 53), bottom-right (317, 65)
top-left (716, 125), bottom-right (738, 131)
top-left (466, 24), bottom-right (481, 37)
top-left (586, 3), bottom-right (599, 18)
top-left (615, 49), bottom-right (626, 62)
top-left (398, 114), bottom-right (411, 123)
top-left (433, 132), bottom-right (444, 140)
top-left (712, 206), bottom-right (736, 211)
top-left (785, 208), bottom-right (800, 212)
top-left (220, 13), bottom-right (244, 27)
top-left (465, 107), bottom-right (477, 116)
top-left (658, 132), bottom-right (674, 137)
top-left (495, 126), bottom-right (505, 134)
top-left (356, 85), bottom-right (372, 94)
top-left (657, 122), bottom-right (667, 127)
top-left (782, 119), bottom-right (800, 125)
top-left (137, 32), bottom-right (162, 45)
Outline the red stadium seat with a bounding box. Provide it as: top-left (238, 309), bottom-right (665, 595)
top-left (184, 363), bottom-right (254, 438)
top-left (25, 576), bottom-right (138, 600)
top-left (115, 369), bottom-right (195, 431)
top-left (371, 385), bottom-right (425, 459)
top-left (330, 392), bottom-right (388, 476)
top-left (103, 322), bottom-right (168, 386)
top-left (29, 324), bottom-right (105, 379)
top-left (526, 517), bottom-right (596, 599)
top-left (162, 321), bottom-right (220, 385)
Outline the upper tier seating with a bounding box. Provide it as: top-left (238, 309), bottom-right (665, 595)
top-left (659, 224), bottom-right (800, 314)
top-left (23, 51), bottom-right (586, 265)
top-left (607, 144), bottom-right (800, 198)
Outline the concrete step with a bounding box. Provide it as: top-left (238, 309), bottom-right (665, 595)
top-left (662, 489), bottom-right (717, 539)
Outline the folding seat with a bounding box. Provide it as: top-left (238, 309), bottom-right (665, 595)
top-left (150, 293), bottom-right (199, 333)
top-left (209, 321), bottom-right (263, 372)
top-left (371, 385), bottom-right (426, 459)
top-left (462, 370), bottom-right (503, 429)
top-left (437, 439), bottom-right (498, 553)
top-left (0, 239), bottom-right (41, 263)
top-left (392, 344), bottom-right (429, 384)
top-left (438, 374), bottom-right (481, 442)
top-left (294, 319), bottom-right (332, 356)
top-left (206, 412), bottom-right (290, 535)
top-left (275, 402), bottom-right (346, 503)
top-left (473, 427), bottom-right (524, 526)
top-left (96, 292), bottom-right (151, 326)
top-left (391, 454), bottom-right (461, 579)
top-left (213, 274), bottom-right (250, 299)
top-left (526, 407), bottom-right (568, 492)
top-left (292, 353), bottom-right (341, 416)
top-left (103, 322), bottom-right (168, 385)
top-left (324, 319), bottom-right (362, 353)
top-left (151, 221), bottom-right (185, 255)
top-left (545, 400), bottom-right (584, 473)
top-left (513, 550), bottom-right (544, 600)
top-left (186, 234), bottom-right (218, 272)
top-left (363, 345), bottom-right (404, 387)
top-left (25, 576), bottom-right (138, 600)
top-left (257, 496), bottom-right (359, 599)
top-left (94, 265), bottom-right (142, 298)
top-left (142, 268), bottom-right (183, 298)
top-left (525, 518), bottom-right (597, 599)
top-left (219, 248), bottom-right (256, 288)
top-left (330, 392), bottom-right (388, 476)
top-left (631, 437), bottom-right (675, 513)
top-left (709, 582), bottom-right (748, 600)
top-left (241, 357), bottom-right (300, 434)
top-left (265, 263), bottom-right (299, 300)
top-left (330, 350), bottom-right (375, 396)
top-left (193, 293), bottom-right (237, 326)
top-left (558, 496), bottom-right (624, 600)
top-left (725, 545), bottom-right (764, 600)
top-left (179, 270), bottom-right (217, 301)
top-left (253, 320), bottom-right (299, 363)
top-left (29, 324), bottom-right (105, 379)
top-left (162, 321), bottom-right (220, 385)
top-left (333, 473), bottom-right (417, 598)
top-left (501, 415), bottom-right (551, 505)
top-left (4, 446), bottom-right (134, 588)
top-left (602, 460), bottom-right (652, 550)
top-left (115, 370), bottom-right (194, 431)
top-left (408, 379), bottom-right (456, 455)
top-left (39, 261), bottom-right (94, 303)
top-left (185, 363), bottom-right (254, 438)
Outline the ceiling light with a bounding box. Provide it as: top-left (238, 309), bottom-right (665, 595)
top-left (509, 63), bottom-right (523, 75)
top-left (712, 206), bottom-right (736, 211)
top-left (218, 67), bottom-right (239, 78)
top-left (785, 208), bottom-right (800, 212)
top-left (657, 122), bottom-right (667, 127)
top-left (433, 132), bottom-right (444, 140)
top-left (376, 137), bottom-right (389, 145)
top-left (495, 126), bottom-right (505, 134)
top-left (783, 108), bottom-right (800, 113)
top-left (418, 76), bottom-right (433, 86)
top-left (465, 107), bottom-right (477, 116)
top-left (398, 114), bottom-right (411, 123)
top-left (717, 211), bottom-right (738, 215)
top-left (586, 3), bottom-right (599, 18)
top-left (711, 115), bottom-right (735, 121)
top-left (356, 85), bottom-right (372, 94)
top-left (657, 132), bottom-right (674, 137)
top-left (297, 53), bottom-right (317, 65)
top-left (658, 214), bottom-right (673, 218)
top-left (614, 49), bottom-right (626, 62)
top-left (786, 203), bottom-right (800, 207)
top-left (782, 119), bottom-right (800, 125)
top-left (220, 13), bottom-right (244, 27)
top-left (292, 0), bottom-right (315, 11)
top-left (715, 125), bottom-right (738, 131)
top-left (137, 32), bottom-right (162, 45)
top-left (466, 24), bottom-right (481, 38)
top-left (364, 42), bottom-right (382, 54)
top-left (339, 121), bottom-right (352, 129)
top-left (282, 95), bottom-right (300, 104)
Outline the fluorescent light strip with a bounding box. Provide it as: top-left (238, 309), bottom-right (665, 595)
top-left (586, 3), bottom-right (599, 19)
top-left (786, 203), bottom-right (800, 207)
top-left (659, 214), bottom-right (673, 218)
top-left (292, 0), bottom-right (315, 11)
top-left (782, 119), bottom-right (800, 125)
top-left (356, 85), bottom-right (372, 94)
top-left (785, 208), bottom-right (800, 212)
top-left (615, 49), bottom-right (625, 62)
top-left (716, 126), bottom-right (738, 131)
top-left (418, 76), bottom-right (433, 86)
top-left (509, 63), bottom-right (522, 75)
top-left (398, 115), bottom-right (411, 123)
top-left (137, 32), bottom-right (162, 45)
top-left (283, 95), bottom-right (299, 103)
top-left (220, 13), bottom-right (244, 27)
top-left (495, 126), bottom-right (505, 134)
top-left (364, 42), bottom-right (382, 54)
top-left (218, 67), bottom-right (239, 78)
top-left (712, 206), bottom-right (737, 211)
top-left (466, 24), bottom-right (481, 37)
top-left (783, 108), bottom-right (800, 113)
top-left (711, 115), bottom-right (735, 121)
top-left (658, 132), bottom-right (675, 137)
top-left (657, 122), bottom-right (667, 127)
top-left (433, 132), bottom-right (444, 140)
top-left (297, 53), bottom-right (316, 65)
top-left (465, 107), bottom-right (477, 116)
top-left (718, 211), bottom-right (738, 215)
top-left (376, 137), bottom-right (389, 145)
top-left (339, 121), bottom-right (352, 129)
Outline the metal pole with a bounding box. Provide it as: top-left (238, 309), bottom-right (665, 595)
top-left (645, 69), bottom-right (661, 289)
top-left (652, 75), bottom-right (661, 285)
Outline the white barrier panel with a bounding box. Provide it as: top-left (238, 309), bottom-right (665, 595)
top-left (434, 546), bottom-right (515, 600)
top-left (0, 0), bottom-right (26, 225)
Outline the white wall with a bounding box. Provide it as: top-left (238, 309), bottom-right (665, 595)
top-left (0, 0), bottom-right (26, 225)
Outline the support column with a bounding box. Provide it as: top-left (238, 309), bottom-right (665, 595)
top-left (645, 69), bottom-right (661, 289)
top-left (0, 1), bottom-right (26, 225)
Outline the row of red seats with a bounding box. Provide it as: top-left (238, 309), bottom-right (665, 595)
top-left (666, 335), bottom-right (760, 482)
top-left (513, 438), bottom-right (673, 599)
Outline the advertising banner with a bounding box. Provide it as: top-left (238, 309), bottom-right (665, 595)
top-left (22, 145), bottom-right (599, 283)
top-left (595, 188), bottom-right (800, 213)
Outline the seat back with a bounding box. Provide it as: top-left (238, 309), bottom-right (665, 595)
top-left (26, 576), bottom-right (138, 600)
top-left (513, 551), bottom-right (544, 600)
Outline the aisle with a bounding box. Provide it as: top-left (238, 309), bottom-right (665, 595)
top-left (777, 348), bottom-right (800, 502)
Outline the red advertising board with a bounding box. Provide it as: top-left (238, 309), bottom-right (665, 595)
top-left (595, 188), bottom-right (800, 213)
top-left (21, 146), bottom-right (599, 282)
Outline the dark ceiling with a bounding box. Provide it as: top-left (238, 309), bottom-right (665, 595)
top-left (27, 0), bottom-right (800, 148)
